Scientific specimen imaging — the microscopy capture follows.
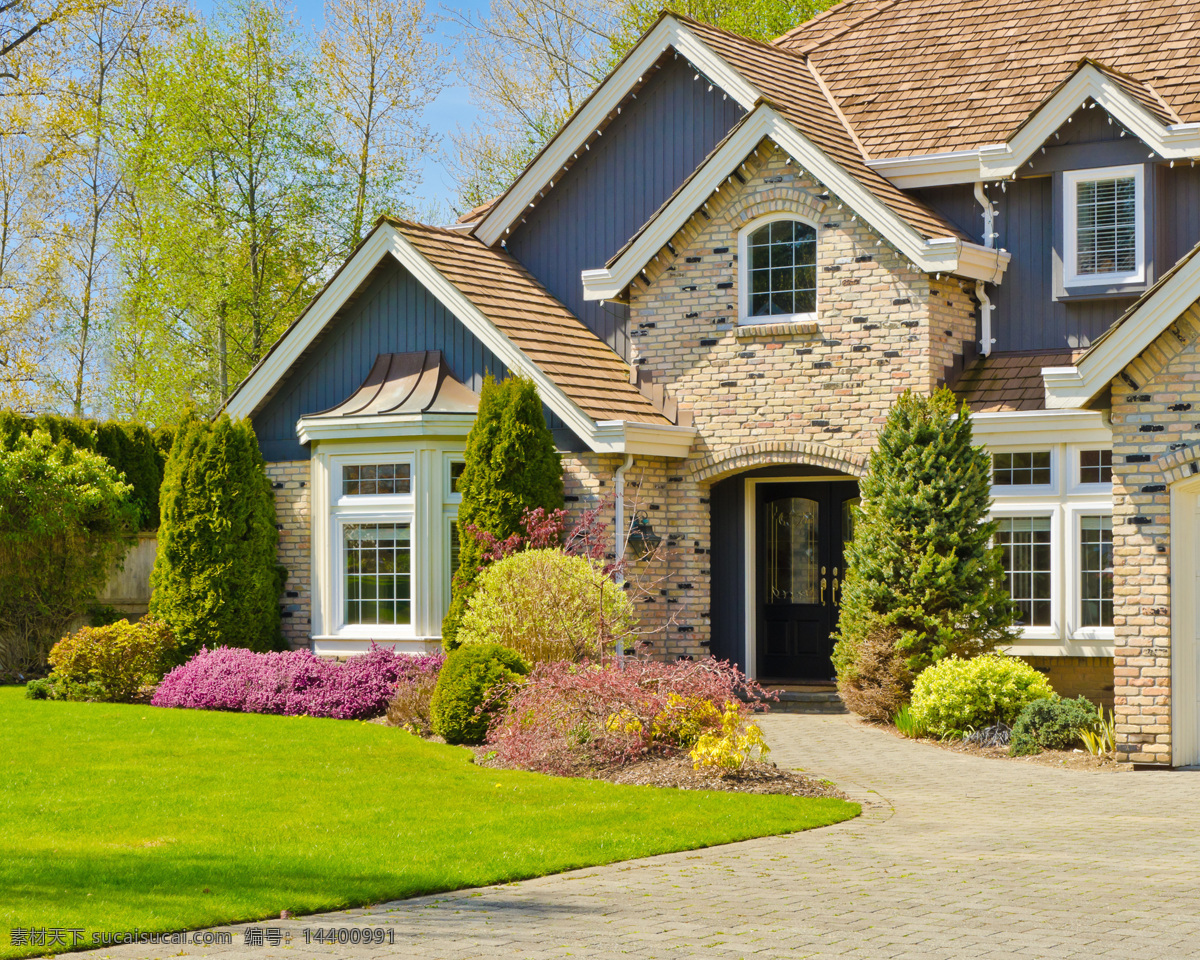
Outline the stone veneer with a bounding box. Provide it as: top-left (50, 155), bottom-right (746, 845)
top-left (266, 460), bottom-right (312, 648)
top-left (1108, 298), bottom-right (1200, 763)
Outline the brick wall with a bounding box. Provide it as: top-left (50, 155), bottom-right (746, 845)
top-left (1025, 656), bottom-right (1116, 708)
top-left (266, 460), bottom-right (312, 649)
top-left (1108, 299), bottom-right (1200, 763)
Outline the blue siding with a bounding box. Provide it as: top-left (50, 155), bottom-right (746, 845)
top-left (505, 55), bottom-right (746, 359)
top-left (1158, 163), bottom-right (1200, 269)
top-left (252, 259), bottom-right (581, 461)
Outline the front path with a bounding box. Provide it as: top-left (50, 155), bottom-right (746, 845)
top-left (78, 715), bottom-right (1200, 960)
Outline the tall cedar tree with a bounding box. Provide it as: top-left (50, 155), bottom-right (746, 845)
top-left (832, 388), bottom-right (1017, 681)
top-left (149, 414), bottom-right (283, 659)
top-left (442, 376), bottom-right (563, 648)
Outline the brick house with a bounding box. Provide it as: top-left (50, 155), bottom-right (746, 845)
top-left (223, 0), bottom-right (1200, 765)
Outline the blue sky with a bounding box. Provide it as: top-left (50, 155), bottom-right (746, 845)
top-left (193, 0), bottom-right (493, 212)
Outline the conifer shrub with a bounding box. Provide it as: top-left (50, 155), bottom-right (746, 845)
top-left (149, 415), bottom-right (283, 659)
top-left (835, 626), bottom-right (912, 722)
top-left (455, 548), bottom-right (636, 663)
top-left (429, 643), bottom-right (530, 745)
top-left (909, 654), bottom-right (1054, 737)
top-left (0, 431), bottom-right (138, 674)
top-left (1009, 695), bottom-right (1097, 756)
top-left (833, 388), bottom-right (1017, 702)
top-left (32, 618), bottom-right (177, 702)
top-left (442, 376), bottom-right (563, 648)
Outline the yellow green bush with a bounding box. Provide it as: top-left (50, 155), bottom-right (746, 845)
top-left (43, 618), bottom-right (177, 701)
top-left (909, 654), bottom-right (1054, 736)
top-left (689, 703), bottom-right (770, 772)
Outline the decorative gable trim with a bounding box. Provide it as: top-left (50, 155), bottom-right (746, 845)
top-left (869, 62), bottom-right (1200, 188)
top-left (581, 104), bottom-right (1009, 301)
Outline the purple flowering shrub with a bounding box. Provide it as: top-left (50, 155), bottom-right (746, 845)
top-left (151, 644), bottom-right (444, 720)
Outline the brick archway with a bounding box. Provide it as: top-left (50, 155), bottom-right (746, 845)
top-left (689, 441), bottom-right (867, 484)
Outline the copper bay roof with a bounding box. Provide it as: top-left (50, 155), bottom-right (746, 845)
top-left (310, 351), bottom-right (478, 419)
top-left (775, 0), bottom-right (1200, 159)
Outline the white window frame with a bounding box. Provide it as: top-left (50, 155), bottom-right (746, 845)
top-left (1066, 504), bottom-right (1116, 642)
top-left (1069, 446), bottom-right (1115, 495)
top-left (737, 212), bottom-right (818, 327)
top-left (1063, 164), bottom-right (1145, 288)
top-left (989, 445), bottom-right (1058, 496)
top-left (989, 505), bottom-right (1062, 641)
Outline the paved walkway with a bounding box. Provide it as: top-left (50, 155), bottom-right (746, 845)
top-left (77, 715), bottom-right (1200, 960)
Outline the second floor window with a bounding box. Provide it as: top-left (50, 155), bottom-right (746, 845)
top-left (1063, 165), bottom-right (1144, 288)
top-left (739, 216), bottom-right (817, 324)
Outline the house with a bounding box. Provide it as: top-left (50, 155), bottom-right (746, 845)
top-left (222, 0), bottom-right (1200, 766)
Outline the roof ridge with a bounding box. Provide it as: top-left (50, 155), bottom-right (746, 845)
top-left (1075, 56), bottom-right (1181, 124)
top-left (784, 0), bottom-right (902, 54)
top-left (671, 12), bottom-right (814, 65)
top-left (771, 0), bottom-right (862, 44)
top-left (805, 58), bottom-right (871, 162)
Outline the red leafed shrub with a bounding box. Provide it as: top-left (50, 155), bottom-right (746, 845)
top-left (485, 657), bottom-right (773, 775)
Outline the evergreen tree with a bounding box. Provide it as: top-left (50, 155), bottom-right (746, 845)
top-left (149, 414), bottom-right (283, 659)
top-left (833, 388), bottom-right (1017, 685)
top-left (442, 376), bottom-right (563, 648)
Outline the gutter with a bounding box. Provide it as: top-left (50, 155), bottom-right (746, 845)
top-left (973, 182), bottom-right (997, 357)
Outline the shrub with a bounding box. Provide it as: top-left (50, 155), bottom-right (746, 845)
top-left (0, 430), bottom-right (138, 675)
top-left (1009, 696), bottom-right (1097, 756)
top-left (385, 658), bottom-right (446, 735)
top-left (456, 549), bottom-right (636, 663)
top-left (43, 618), bottom-right (177, 701)
top-left (689, 703), bottom-right (770, 772)
top-left (152, 645), bottom-right (441, 720)
top-left (909, 654), bottom-right (1054, 737)
top-left (443, 376), bottom-right (564, 648)
top-left (486, 657), bottom-right (771, 775)
top-left (834, 388), bottom-right (1017, 680)
top-left (835, 626), bottom-right (912, 722)
top-left (429, 643), bottom-right (530, 745)
top-left (150, 415), bottom-right (283, 659)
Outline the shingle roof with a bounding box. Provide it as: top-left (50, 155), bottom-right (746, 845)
top-left (952, 350), bottom-right (1087, 412)
top-left (776, 0), bottom-right (1200, 159)
top-left (388, 218), bottom-right (672, 425)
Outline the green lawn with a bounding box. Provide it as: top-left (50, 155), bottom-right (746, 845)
top-left (0, 686), bottom-right (857, 958)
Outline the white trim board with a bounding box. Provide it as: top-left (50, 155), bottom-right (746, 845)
top-left (224, 220), bottom-right (697, 457)
top-left (580, 104), bottom-right (1010, 300)
top-left (867, 63), bottom-right (1200, 188)
top-left (1044, 246), bottom-right (1200, 409)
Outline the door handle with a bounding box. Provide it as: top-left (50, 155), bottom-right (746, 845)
top-left (820, 576), bottom-right (827, 606)
top-left (832, 567), bottom-right (840, 603)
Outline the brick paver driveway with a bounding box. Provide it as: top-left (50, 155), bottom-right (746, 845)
top-left (78, 714), bottom-right (1200, 960)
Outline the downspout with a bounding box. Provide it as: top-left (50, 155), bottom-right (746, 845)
top-left (613, 454), bottom-right (635, 666)
top-left (973, 181), bottom-right (997, 357)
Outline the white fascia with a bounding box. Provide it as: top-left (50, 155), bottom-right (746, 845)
top-left (969, 408), bottom-right (1112, 447)
top-left (1044, 246), bottom-right (1200, 409)
top-left (868, 65), bottom-right (1200, 188)
top-left (474, 16), bottom-right (758, 248)
top-left (591, 420), bottom-right (696, 458)
top-left (581, 104), bottom-right (1010, 300)
top-left (297, 413), bottom-right (476, 445)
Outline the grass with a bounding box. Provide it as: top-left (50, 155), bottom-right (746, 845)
top-left (0, 686), bottom-right (858, 958)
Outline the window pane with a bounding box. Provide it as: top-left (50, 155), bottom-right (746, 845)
top-left (995, 516), bottom-right (1053, 627)
top-left (1080, 449), bottom-right (1113, 484)
top-left (765, 497), bottom-right (820, 605)
top-left (746, 219), bottom-right (817, 319)
top-left (344, 523), bottom-right (411, 626)
top-left (1080, 516), bottom-right (1113, 627)
top-left (450, 461), bottom-right (466, 494)
top-left (993, 451), bottom-right (1052, 486)
top-left (1076, 176), bottom-right (1137, 277)
top-left (342, 463), bottom-right (411, 496)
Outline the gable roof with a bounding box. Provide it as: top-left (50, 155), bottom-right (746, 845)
top-left (472, 11), bottom-right (983, 254)
top-left (223, 219), bottom-right (693, 455)
top-left (778, 0), bottom-right (1200, 165)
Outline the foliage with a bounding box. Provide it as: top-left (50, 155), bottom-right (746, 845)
top-left (835, 626), bottom-right (912, 722)
top-left (443, 376), bottom-right (563, 648)
top-left (487, 657), bottom-right (771, 775)
top-left (1079, 704), bottom-right (1117, 757)
top-left (0, 685), bottom-right (859, 958)
top-left (909, 655), bottom-right (1055, 737)
top-left (430, 643), bottom-right (531, 745)
top-left (385, 661), bottom-right (444, 735)
top-left (834, 388), bottom-right (1018, 679)
top-left (151, 644), bottom-right (442, 720)
top-left (456, 548), bottom-right (637, 663)
top-left (0, 430), bottom-right (137, 675)
top-left (892, 703), bottom-right (927, 739)
top-left (689, 703), bottom-right (770, 772)
top-left (1009, 696), bottom-right (1098, 756)
top-left (37, 617), bottom-right (177, 702)
top-left (149, 415), bottom-right (283, 659)
top-left (0, 411), bottom-right (167, 529)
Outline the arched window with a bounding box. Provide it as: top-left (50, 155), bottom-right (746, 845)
top-left (738, 216), bottom-right (817, 325)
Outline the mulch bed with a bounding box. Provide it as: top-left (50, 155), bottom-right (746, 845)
top-left (475, 750), bottom-right (848, 798)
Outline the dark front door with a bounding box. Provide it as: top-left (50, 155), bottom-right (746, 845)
top-left (756, 481), bottom-right (859, 681)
